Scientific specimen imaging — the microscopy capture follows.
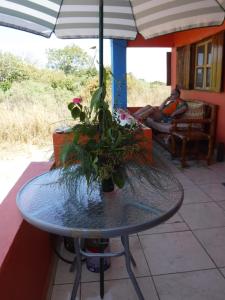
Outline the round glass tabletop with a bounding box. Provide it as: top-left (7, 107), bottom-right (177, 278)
top-left (16, 165), bottom-right (183, 238)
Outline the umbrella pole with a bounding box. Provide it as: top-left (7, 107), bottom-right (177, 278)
top-left (99, 2), bottom-right (105, 297)
top-left (99, 0), bottom-right (104, 88)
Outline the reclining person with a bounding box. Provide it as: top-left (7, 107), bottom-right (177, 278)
top-left (133, 88), bottom-right (187, 123)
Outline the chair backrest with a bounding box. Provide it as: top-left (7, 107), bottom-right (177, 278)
top-left (183, 99), bottom-right (218, 145)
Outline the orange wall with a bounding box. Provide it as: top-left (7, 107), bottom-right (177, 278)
top-left (128, 22), bottom-right (225, 143)
top-left (173, 22), bottom-right (225, 47)
top-left (171, 25), bottom-right (225, 143)
top-left (128, 33), bottom-right (175, 47)
top-left (128, 22), bottom-right (225, 48)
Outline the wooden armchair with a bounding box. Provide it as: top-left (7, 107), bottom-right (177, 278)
top-left (170, 102), bottom-right (217, 167)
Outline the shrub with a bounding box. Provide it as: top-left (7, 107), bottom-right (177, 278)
top-left (0, 52), bottom-right (32, 91)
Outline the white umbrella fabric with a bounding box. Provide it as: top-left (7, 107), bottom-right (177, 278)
top-left (1, 0), bottom-right (225, 40)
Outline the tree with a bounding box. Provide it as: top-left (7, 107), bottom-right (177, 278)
top-left (46, 45), bottom-right (93, 75)
top-left (0, 52), bottom-right (31, 91)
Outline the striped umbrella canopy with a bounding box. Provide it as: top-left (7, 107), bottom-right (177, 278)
top-left (1, 0), bottom-right (225, 40)
top-left (1, 0), bottom-right (225, 87)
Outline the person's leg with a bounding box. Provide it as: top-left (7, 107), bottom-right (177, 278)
top-left (133, 105), bottom-right (152, 117)
top-left (152, 109), bottom-right (164, 121)
top-left (133, 105), bottom-right (156, 120)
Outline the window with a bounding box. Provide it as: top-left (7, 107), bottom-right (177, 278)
top-left (195, 39), bottom-right (212, 89)
top-left (177, 31), bottom-right (224, 92)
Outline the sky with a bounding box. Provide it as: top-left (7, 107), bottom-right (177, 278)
top-left (0, 27), bottom-right (170, 83)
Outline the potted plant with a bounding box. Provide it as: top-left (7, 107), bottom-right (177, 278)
top-left (60, 78), bottom-right (145, 192)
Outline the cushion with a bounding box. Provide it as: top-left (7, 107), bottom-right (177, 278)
top-left (182, 101), bottom-right (204, 119)
top-left (177, 100), bottom-right (204, 129)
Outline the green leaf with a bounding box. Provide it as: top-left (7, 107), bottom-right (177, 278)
top-left (80, 111), bottom-right (85, 122)
top-left (60, 143), bottom-right (75, 164)
top-left (115, 131), bottom-right (122, 146)
top-left (86, 139), bottom-right (96, 150)
top-left (73, 130), bottom-right (80, 144)
top-left (68, 102), bottom-right (74, 111)
top-left (98, 109), bottom-right (103, 123)
top-left (90, 87), bottom-right (102, 111)
top-left (112, 170), bottom-right (125, 188)
top-left (86, 126), bottom-right (98, 138)
top-left (71, 106), bottom-right (80, 119)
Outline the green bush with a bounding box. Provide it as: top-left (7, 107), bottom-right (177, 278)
top-left (0, 52), bottom-right (32, 90)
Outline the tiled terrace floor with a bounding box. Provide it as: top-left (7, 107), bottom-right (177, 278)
top-left (50, 146), bottom-right (225, 300)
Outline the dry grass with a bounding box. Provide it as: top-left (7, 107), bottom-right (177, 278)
top-left (0, 81), bottom-right (74, 147)
top-left (127, 80), bottom-right (171, 107)
top-left (0, 80), bottom-right (171, 152)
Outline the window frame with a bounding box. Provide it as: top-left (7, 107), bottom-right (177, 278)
top-left (176, 31), bottom-right (224, 93)
top-left (194, 38), bottom-right (213, 90)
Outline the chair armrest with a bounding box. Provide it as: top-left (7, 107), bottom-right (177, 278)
top-left (172, 118), bottom-right (211, 124)
top-left (171, 118), bottom-right (212, 132)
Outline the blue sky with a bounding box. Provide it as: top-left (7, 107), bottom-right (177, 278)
top-left (0, 27), bottom-right (170, 83)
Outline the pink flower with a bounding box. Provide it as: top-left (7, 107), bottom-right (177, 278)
top-left (72, 97), bottom-right (82, 104)
top-left (120, 112), bottom-right (127, 120)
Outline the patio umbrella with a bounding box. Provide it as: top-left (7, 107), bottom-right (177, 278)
top-left (1, 0), bottom-right (225, 86)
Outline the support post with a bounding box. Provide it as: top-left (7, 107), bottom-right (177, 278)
top-left (111, 39), bottom-right (127, 109)
top-left (99, 0), bottom-right (104, 88)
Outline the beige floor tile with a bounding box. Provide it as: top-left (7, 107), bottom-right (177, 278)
top-left (164, 213), bottom-right (183, 224)
top-left (194, 227), bottom-right (225, 267)
top-left (81, 236), bottom-right (150, 282)
top-left (209, 162), bottom-right (225, 173)
top-left (182, 168), bottom-right (222, 185)
top-left (140, 231), bottom-right (214, 275)
top-left (139, 213), bottom-right (188, 235)
top-left (173, 172), bottom-right (196, 187)
top-left (54, 247), bottom-right (76, 284)
top-left (220, 268), bottom-right (225, 278)
top-left (179, 202), bottom-right (225, 230)
top-left (140, 221), bottom-right (188, 235)
top-left (183, 186), bottom-right (213, 204)
top-left (217, 201), bottom-right (225, 210)
top-left (51, 284), bottom-right (80, 300)
top-left (81, 277), bottom-right (159, 300)
top-left (199, 183), bottom-right (225, 201)
top-left (154, 269), bottom-right (225, 300)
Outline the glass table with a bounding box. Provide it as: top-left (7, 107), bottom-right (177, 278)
top-left (16, 164), bottom-right (183, 300)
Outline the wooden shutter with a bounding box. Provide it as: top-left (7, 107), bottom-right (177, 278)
top-left (166, 52), bottom-right (171, 86)
top-left (176, 45), bottom-right (191, 89)
top-left (211, 31), bottom-right (224, 92)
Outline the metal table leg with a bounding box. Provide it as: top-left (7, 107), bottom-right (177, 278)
top-left (70, 238), bottom-right (82, 300)
top-left (121, 236), bottom-right (136, 267)
top-left (100, 257), bottom-right (104, 298)
top-left (121, 235), bottom-right (145, 300)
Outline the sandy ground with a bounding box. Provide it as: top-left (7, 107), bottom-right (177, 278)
top-left (0, 144), bottom-right (53, 204)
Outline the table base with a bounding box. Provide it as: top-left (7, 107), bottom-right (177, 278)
top-left (70, 235), bottom-right (145, 300)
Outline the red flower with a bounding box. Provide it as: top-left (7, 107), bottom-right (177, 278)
top-left (72, 97), bottom-right (82, 104)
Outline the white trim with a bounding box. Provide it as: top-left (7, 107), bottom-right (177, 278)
top-left (57, 17), bottom-right (135, 26)
top-left (29, 0), bottom-right (59, 12)
top-left (136, 0), bottom-right (222, 26)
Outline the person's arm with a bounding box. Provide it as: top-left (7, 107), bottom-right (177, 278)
top-left (159, 97), bottom-right (170, 110)
top-left (170, 102), bottom-right (188, 118)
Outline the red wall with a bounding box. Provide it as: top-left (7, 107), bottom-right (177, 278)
top-left (0, 162), bottom-right (54, 300)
